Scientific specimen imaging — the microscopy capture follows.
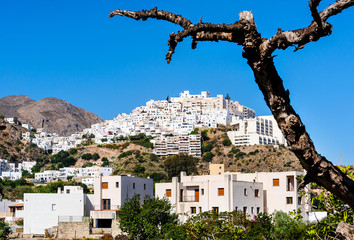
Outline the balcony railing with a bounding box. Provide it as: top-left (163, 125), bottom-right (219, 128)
top-left (180, 196), bottom-right (197, 202)
top-left (93, 205), bottom-right (119, 211)
top-left (58, 216), bottom-right (84, 222)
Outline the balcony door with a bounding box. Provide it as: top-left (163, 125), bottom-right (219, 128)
top-left (102, 199), bottom-right (111, 210)
top-left (195, 189), bottom-right (199, 202)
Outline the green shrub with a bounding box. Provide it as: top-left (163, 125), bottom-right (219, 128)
top-left (118, 151), bottom-right (133, 159)
top-left (222, 138), bottom-right (232, 146)
top-left (202, 152), bottom-right (214, 162)
top-left (81, 153), bottom-right (93, 160)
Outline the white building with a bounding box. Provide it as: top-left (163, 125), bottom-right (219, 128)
top-left (155, 172), bottom-right (263, 222)
top-left (0, 171), bottom-right (22, 180)
top-left (35, 170), bottom-right (60, 182)
top-left (234, 171), bottom-right (310, 219)
top-left (58, 166), bottom-right (112, 180)
top-left (23, 186), bottom-right (94, 235)
top-left (227, 115), bottom-right (287, 146)
top-left (153, 134), bottom-right (202, 157)
top-left (90, 174), bottom-right (153, 228)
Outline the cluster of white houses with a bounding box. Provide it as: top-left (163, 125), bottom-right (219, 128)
top-left (1, 165), bottom-right (318, 238)
top-left (34, 166), bottom-right (112, 185)
top-left (18, 91), bottom-right (287, 155)
top-left (0, 159), bottom-right (36, 180)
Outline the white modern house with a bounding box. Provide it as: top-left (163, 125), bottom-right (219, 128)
top-left (227, 115), bottom-right (287, 146)
top-left (234, 171), bottom-right (310, 219)
top-left (23, 186), bottom-right (94, 235)
top-left (155, 172), bottom-right (263, 222)
top-left (90, 174), bottom-right (153, 228)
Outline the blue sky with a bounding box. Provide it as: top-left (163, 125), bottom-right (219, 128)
top-left (0, 1), bottom-right (353, 165)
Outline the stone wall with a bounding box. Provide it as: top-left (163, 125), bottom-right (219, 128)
top-left (57, 222), bottom-right (90, 239)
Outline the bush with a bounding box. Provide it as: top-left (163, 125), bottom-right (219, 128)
top-left (0, 221), bottom-right (10, 239)
top-left (202, 142), bottom-right (214, 152)
top-left (68, 148), bottom-right (78, 155)
top-left (202, 152), bottom-right (214, 162)
top-left (117, 195), bottom-right (178, 239)
top-left (201, 130), bottom-right (209, 141)
top-left (92, 153), bottom-right (100, 160)
top-left (133, 165), bottom-right (146, 175)
top-left (81, 153), bottom-right (93, 160)
top-left (164, 154), bottom-right (197, 179)
top-left (222, 138), bottom-right (232, 146)
top-left (118, 151), bottom-right (133, 159)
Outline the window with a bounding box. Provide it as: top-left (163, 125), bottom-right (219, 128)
top-left (273, 179), bottom-right (279, 186)
top-left (218, 188), bottom-right (224, 196)
top-left (243, 207), bottom-right (247, 214)
top-left (257, 207), bottom-right (260, 214)
top-left (133, 183), bottom-right (135, 189)
top-left (251, 207), bottom-right (254, 214)
top-left (66, 189), bottom-right (70, 194)
top-left (116, 182), bottom-right (119, 188)
top-left (102, 182), bottom-right (108, 189)
top-left (235, 207), bottom-right (238, 211)
top-left (52, 204), bottom-right (56, 211)
top-left (298, 197), bottom-right (302, 205)
top-left (212, 207), bottom-right (219, 213)
top-left (201, 189), bottom-right (204, 195)
top-left (255, 189), bottom-right (259, 197)
top-left (166, 189), bottom-right (172, 197)
top-left (191, 207), bottom-right (196, 214)
top-left (244, 188), bottom-right (248, 196)
top-left (103, 199), bottom-right (111, 210)
top-left (286, 197), bottom-right (293, 204)
top-left (144, 184), bottom-right (146, 190)
top-left (199, 207), bottom-right (202, 213)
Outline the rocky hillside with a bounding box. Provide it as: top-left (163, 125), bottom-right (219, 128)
top-left (36, 128), bottom-right (303, 180)
top-left (0, 119), bottom-right (44, 162)
top-left (0, 95), bottom-right (103, 136)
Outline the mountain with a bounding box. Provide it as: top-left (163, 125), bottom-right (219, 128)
top-left (0, 95), bottom-right (103, 136)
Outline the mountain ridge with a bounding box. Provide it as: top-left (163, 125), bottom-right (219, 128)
top-left (0, 95), bottom-right (103, 136)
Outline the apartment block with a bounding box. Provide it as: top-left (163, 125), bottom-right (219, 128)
top-left (153, 134), bottom-right (202, 157)
top-left (155, 172), bottom-right (263, 222)
top-left (227, 115), bottom-right (287, 146)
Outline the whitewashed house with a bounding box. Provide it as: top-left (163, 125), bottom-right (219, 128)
top-left (155, 172), bottom-right (263, 222)
top-left (90, 174), bottom-right (153, 228)
top-left (23, 186), bottom-right (94, 235)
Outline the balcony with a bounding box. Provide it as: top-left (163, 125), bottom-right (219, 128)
top-left (93, 205), bottom-right (119, 211)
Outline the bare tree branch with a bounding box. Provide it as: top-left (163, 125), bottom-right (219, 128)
top-left (262, 0), bottom-right (354, 56)
top-left (309, 0), bottom-right (323, 29)
top-left (110, 0), bottom-right (354, 209)
top-left (109, 7), bottom-right (193, 29)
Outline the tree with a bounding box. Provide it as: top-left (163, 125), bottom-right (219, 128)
top-left (110, 1), bottom-right (354, 209)
top-left (164, 154), bottom-right (197, 179)
top-left (117, 195), bottom-right (178, 240)
top-left (222, 138), bottom-right (232, 146)
top-left (0, 221), bottom-right (11, 239)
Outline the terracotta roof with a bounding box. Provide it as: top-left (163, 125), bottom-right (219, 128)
top-left (8, 203), bottom-right (24, 207)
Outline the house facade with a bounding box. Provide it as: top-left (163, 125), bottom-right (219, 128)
top-left (90, 174), bottom-right (153, 228)
top-left (23, 186), bottom-right (93, 234)
top-left (155, 172), bottom-right (263, 222)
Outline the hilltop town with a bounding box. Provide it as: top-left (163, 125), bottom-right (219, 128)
top-left (0, 91), bottom-right (351, 239)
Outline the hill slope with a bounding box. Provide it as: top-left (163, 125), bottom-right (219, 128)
top-left (0, 119), bottom-right (43, 162)
top-left (0, 95), bottom-right (103, 136)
